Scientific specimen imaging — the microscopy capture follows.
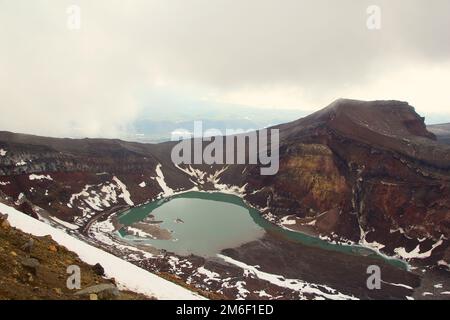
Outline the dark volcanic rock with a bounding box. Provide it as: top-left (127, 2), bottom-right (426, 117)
top-left (244, 99), bottom-right (450, 262)
top-left (92, 263), bottom-right (105, 276)
top-left (222, 233), bottom-right (421, 300)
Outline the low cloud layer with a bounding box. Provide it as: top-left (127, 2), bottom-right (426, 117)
top-left (0, 0), bottom-right (449, 137)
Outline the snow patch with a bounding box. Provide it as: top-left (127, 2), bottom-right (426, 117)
top-left (218, 254), bottom-right (357, 300)
top-left (0, 149), bottom-right (6, 156)
top-left (70, 177), bottom-right (134, 221)
top-left (155, 164), bottom-right (174, 196)
top-left (394, 238), bottom-right (444, 260)
top-left (29, 174), bottom-right (53, 181)
top-left (50, 216), bottom-right (79, 230)
top-left (196, 267), bottom-right (221, 283)
top-left (381, 280), bottom-right (413, 290)
top-left (113, 176), bottom-right (134, 206)
top-left (89, 219), bottom-right (154, 259)
top-left (216, 184), bottom-right (246, 196)
top-left (15, 193), bottom-right (25, 205)
top-left (280, 215), bottom-right (297, 226)
top-left (255, 290), bottom-right (272, 298)
top-left (175, 164), bottom-right (207, 185)
top-left (126, 226), bottom-right (155, 239)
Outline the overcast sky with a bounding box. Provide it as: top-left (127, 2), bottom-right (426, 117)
top-left (1, 0), bottom-right (449, 137)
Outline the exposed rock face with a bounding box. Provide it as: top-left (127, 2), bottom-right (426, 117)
top-left (0, 99), bottom-right (449, 266)
top-left (243, 100), bottom-right (450, 262)
top-left (245, 99), bottom-right (450, 263)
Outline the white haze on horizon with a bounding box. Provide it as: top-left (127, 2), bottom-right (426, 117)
top-left (0, 0), bottom-right (450, 138)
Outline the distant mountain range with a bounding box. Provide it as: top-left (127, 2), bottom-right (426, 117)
top-left (123, 102), bottom-right (306, 142)
top-left (428, 123), bottom-right (450, 145)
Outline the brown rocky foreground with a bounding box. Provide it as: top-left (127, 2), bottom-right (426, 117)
top-left (0, 213), bottom-right (151, 300)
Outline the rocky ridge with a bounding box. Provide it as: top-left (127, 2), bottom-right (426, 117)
top-left (0, 212), bottom-right (149, 300)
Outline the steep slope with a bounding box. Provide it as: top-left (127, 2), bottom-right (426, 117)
top-left (0, 212), bottom-right (149, 300)
top-left (244, 99), bottom-right (450, 265)
top-left (0, 132), bottom-right (192, 224)
top-left (0, 202), bottom-right (204, 300)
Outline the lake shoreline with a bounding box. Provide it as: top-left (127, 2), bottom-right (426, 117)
top-left (81, 190), bottom-right (449, 300)
top-left (113, 190), bottom-right (409, 270)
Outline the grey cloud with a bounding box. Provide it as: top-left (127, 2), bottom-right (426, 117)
top-left (0, 0), bottom-right (449, 137)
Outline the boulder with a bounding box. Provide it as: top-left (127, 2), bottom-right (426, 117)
top-left (21, 239), bottom-right (34, 254)
top-left (21, 257), bottom-right (40, 275)
top-left (1, 219), bottom-right (10, 229)
top-left (75, 284), bottom-right (120, 300)
top-left (92, 263), bottom-right (105, 276)
top-left (0, 214), bottom-right (10, 229)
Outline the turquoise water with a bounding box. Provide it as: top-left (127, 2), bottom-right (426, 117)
top-left (118, 192), bottom-right (407, 269)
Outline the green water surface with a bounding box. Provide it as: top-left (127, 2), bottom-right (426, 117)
top-left (118, 192), bottom-right (407, 269)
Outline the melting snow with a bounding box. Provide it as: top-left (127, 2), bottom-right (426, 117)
top-left (218, 254), bottom-right (357, 300)
top-left (381, 280), bottom-right (413, 290)
top-left (126, 226), bottom-right (155, 239)
top-left (394, 238), bottom-right (444, 260)
top-left (234, 281), bottom-right (250, 300)
top-left (155, 164), bottom-right (174, 196)
top-left (70, 177), bottom-right (134, 218)
top-left (359, 228), bottom-right (388, 253)
top-left (280, 215), bottom-right (297, 226)
top-left (112, 176), bottom-right (134, 206)
top-left (89, 218), bottom-right (154, 259)
top-left (213, 182), bottom-right (248, 197)
top-left (175, 164), bottom-right (207, 185)
top-left (50, 216), bottom-right (79, 230)
top-left (196, 267), bottom-right (221, 283)
top-left (29, 174), bottom-right (53, 181)
top-left (255, 290), bottom-right (272, 298)
top-left (139, 181), bottom-right (146, 188)
top-left (16, 193), bottom-right (25, 204)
